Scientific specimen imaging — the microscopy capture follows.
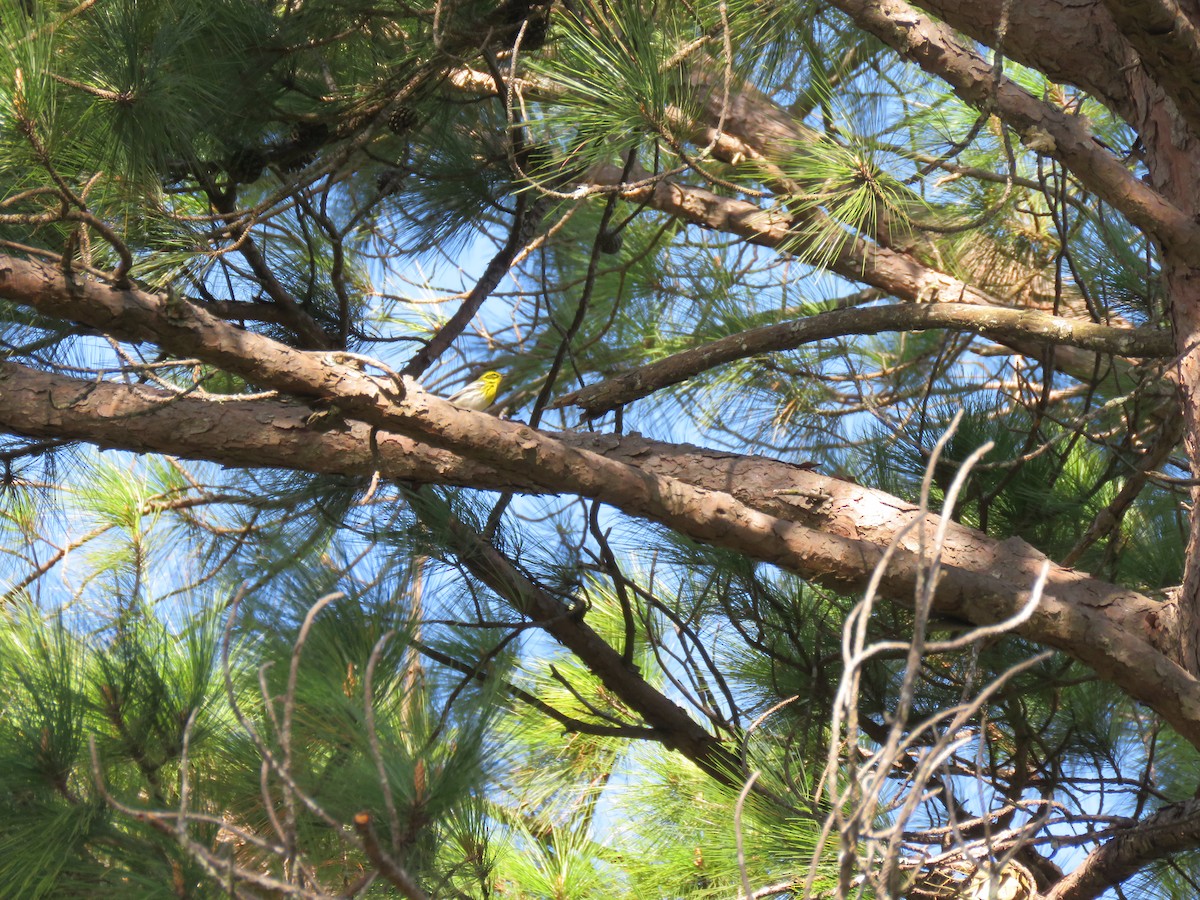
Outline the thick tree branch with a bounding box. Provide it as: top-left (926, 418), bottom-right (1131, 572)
top-left (910, 0), bottom-right (1137, 121)
top-left (1100, 0), bottom-right (1200, 137)
top-left (1047, 797), bottom-right (1200, 900)
top-left (0, 362), bottom-right (741, 784)
top-left (0, 354), bottom-right (1196, 751)
top-left (552, 302), bottom-right (1172, 418)
top-left (828, 0), bottom-right (1200, 262)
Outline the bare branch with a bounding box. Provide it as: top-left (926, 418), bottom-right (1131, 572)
top-left (401, 193), bottom-right (544, 378)
top-left (553, 302), bottom-right (1170, 418)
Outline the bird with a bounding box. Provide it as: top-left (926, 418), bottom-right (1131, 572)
top-left (446, 370), bottom-right (503, 411)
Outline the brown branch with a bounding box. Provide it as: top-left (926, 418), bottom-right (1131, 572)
top-left (552, 302), bottom-right (1172, 418)
top-left (405, 488), bottom-right (746, 785)
top-left (827, 0), bottom-right (1200, 260)
top-left (352, 812), bottom-right (430, 900)
top-left (0, 356), bottom-right (1195, 752)
top-left (1101, 0), bottom-right (1200, 134)
top-left (401, 192), bottom-right (537, 378)
top-left (586, 166), bottom-right (1146, 390)
top-left (904, 0), bottom-right (1138, 121)
top-left (1047, 797), bottom-right (1200, 900)
top-left (0, 257), bottom-right (1195, 749)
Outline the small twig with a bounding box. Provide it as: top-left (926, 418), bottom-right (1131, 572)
top-left (364, 629), bottom-right (403, 853)
top-left (735, 771), bottom-right (762, 900)
top-left (353, 812), bottom-right (431, 900)
top-left (281, 592), bottom-right (344, 870)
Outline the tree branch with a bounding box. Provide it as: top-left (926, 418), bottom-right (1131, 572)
top-left (1102, 0), bottom-right (1200, 136)
top-left (828, 0), bottom-right (1200, 260)
top-left (908, 0), bottom-right (1138, 121)
top-left (0, 355), bottom-right (1196, 752)
top-left (352, 812), bottom-right (430, 900)
top-left (404, 488), bottom-right (746, 785)
top-left (1047, 797), bottom-right (1200, 900)
top-left (587, 166), bottom-right (1149, 390)
top-left (452, 64), bottom-right (1153, 393)
top-left (551, 302), bottom-right (1172, 418)
top-left (400, 192), bottom-right (541, 378)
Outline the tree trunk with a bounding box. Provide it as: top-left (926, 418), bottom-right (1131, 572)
top-left (1140, 81), bottom-right (1200, 672)
top-left (1164, 257), bottom-right (1200, 673)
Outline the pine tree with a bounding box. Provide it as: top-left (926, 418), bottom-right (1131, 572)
top-left (0, 0), bottom-right (1198, 896)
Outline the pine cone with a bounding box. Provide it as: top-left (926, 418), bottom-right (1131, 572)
top-left (598, 230), bottom-right (624, 255)
top-left (388, 105), bottom-right (420, 135)
top-left (521, 15), bottom-right (550, 50)
top-left (376, 167), bottom-right (407, 194)
top-left (227, 146), bottom-right (267, 184)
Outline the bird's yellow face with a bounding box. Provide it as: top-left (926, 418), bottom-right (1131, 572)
top-left (478, 370), bottom-right (503, 403)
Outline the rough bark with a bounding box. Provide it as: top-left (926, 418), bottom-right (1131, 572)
top-left (1100, 0), bottom-right (1200, 138)
top-left (910, 0), bottom-right (1136, 119)
top-left (1163, 259), bottom-right (1200, 676)
top-left (1111, 0), bottom-right (1200, 677)
top-left (1046, 797), bottom-right (1200, 900)
top-left (827, 0), bottom-right (1200, 261)
top-left (2, 357), bottom-right (1197, 749)
top-left (826, 0), bottom-right (1200, 690)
